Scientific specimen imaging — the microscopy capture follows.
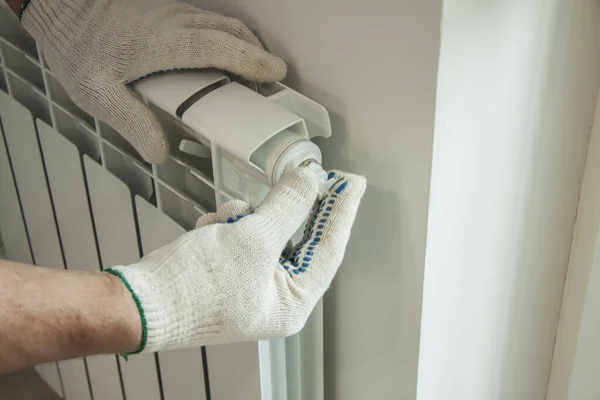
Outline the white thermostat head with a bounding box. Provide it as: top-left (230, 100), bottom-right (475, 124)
top-left (133, 71), bottom-right (331, 188)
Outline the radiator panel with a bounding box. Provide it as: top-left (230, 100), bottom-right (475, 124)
top-left (0, 5), bottom-right (323, 398)
top-left (84, 156), bottom-right (163, 400)
top-left (38, 121), bottom-right (120, 400)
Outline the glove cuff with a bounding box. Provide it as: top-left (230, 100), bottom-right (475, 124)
top-left (105, 260), bottom-right (227, 355)
top-left (18, 0), bottom-right (33, 21)
top-left (104, 268), bottom-right (148, 357)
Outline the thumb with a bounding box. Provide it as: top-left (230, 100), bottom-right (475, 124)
top-left (97, 84), bottom-right (169, 163)
top-left (254, 167), bottom-right (319, 247)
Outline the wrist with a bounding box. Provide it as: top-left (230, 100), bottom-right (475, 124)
top-left (105, 263), bottom-right (196, 354)
top-left (107, 255), bottom-right (229, 353)
top-left (103, 271), bottom-right (144, 355)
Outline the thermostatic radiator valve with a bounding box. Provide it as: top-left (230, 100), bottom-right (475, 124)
top-left (133, 71), bottom-right (332, 195)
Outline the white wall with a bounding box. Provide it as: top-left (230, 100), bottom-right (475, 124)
top-left (547, 95), bottom-right (600, 400)
top-left (185, 1), bottom-right (443, 399)
top-left (418, 1), bottom-right (600, 399)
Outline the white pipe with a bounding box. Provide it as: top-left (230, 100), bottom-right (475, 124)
top-left (418, 1), bottom-right (600, 399)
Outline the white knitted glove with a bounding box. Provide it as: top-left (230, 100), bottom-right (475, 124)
top-left (20, 0), bottom-right (286, 163)
top-left (106, 168), bottom-right (366, 354)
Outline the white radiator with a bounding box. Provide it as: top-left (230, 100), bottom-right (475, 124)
top-left (0, 6), bottom-right (324, 400)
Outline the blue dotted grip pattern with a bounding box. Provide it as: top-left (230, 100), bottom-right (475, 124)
top-left (224, 172), bottom-right (349, 278)
top-left (280, 173), bottom-right (349, 277)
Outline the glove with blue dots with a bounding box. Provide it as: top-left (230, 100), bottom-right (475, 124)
top-left (107, 167), bottom-right (366, 355)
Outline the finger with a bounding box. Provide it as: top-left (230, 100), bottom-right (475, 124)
top-left (195, 199), bottom-right (253, 228)
top-left (164, 4), bottom-right (259, 45)
top-left (170, 13), bottom-right (263, 48)
top-left (142, 29), bottom-right (286, 82)
top-left (195, 213), bottom-right (220, 228)
top-left (95, 84), bottom-right (169, 163)
top-left (284, 172), bottom-right (366, 284)
top-left (168, 2), bottom-right (219, 16)
top-left (163, 3), bottom-right (205, 16)
top-left (254, 167), bottom-right (319, 248)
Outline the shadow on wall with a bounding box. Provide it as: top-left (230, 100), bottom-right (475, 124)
top-left (307, 86), bottom-right (420, 398)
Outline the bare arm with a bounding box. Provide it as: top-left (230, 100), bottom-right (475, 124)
top-left (0, 259), bottom-right (141, 374)
top-left (6, 0), bottom-right (21, 15)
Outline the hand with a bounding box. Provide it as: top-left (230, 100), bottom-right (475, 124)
top-left (21, 0), bottom-right (286, 163)
top-left (106, 168), bottom-right (366, 354)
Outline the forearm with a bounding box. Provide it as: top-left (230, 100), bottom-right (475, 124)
top-left (0, 259), bottom-right (141, 374)
top-left (6, 0), bottom-right (22, 15)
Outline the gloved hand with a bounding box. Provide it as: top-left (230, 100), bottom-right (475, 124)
top-left (20, 0), bottom-right (286, 163)
top-left (106, 168), bottom-right (366, 354)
